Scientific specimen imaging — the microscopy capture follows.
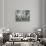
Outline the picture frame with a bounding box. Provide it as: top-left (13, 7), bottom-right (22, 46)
top-left (15, 10), bottom-right (30, 21)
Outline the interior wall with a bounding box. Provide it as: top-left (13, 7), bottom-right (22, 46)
top-left (42, 0), bottom-right (46, 37)
top-left (45, 0), bottom-right (46, 37)
top-left (0, 0), bottom-right (3, 33)
top-left (4, 0), bottom-right (42, 32)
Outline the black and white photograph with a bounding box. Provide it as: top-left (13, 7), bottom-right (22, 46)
top-left (16, 10), bottom-right (30, 21)
top-left (0, 0), bottom-right (46, 46)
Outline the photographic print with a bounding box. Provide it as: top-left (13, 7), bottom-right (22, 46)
top-left (15, 10), bottom-right (30, 21)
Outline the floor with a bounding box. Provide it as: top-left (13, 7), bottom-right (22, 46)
top-left (1, 42), bottom-right (44, 46)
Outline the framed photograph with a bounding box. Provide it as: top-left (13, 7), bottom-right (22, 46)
top-left (15, 10), bottom-right (30, 21)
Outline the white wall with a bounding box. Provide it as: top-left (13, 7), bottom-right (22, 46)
top-left (0, 0), bottom-right (3, 28)
top-left (42, 0), bottom-right (46, 37)
top-left (0, 0), bottom-right (3, 33)
top-left (4, 0), bottom-right (42, 32)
